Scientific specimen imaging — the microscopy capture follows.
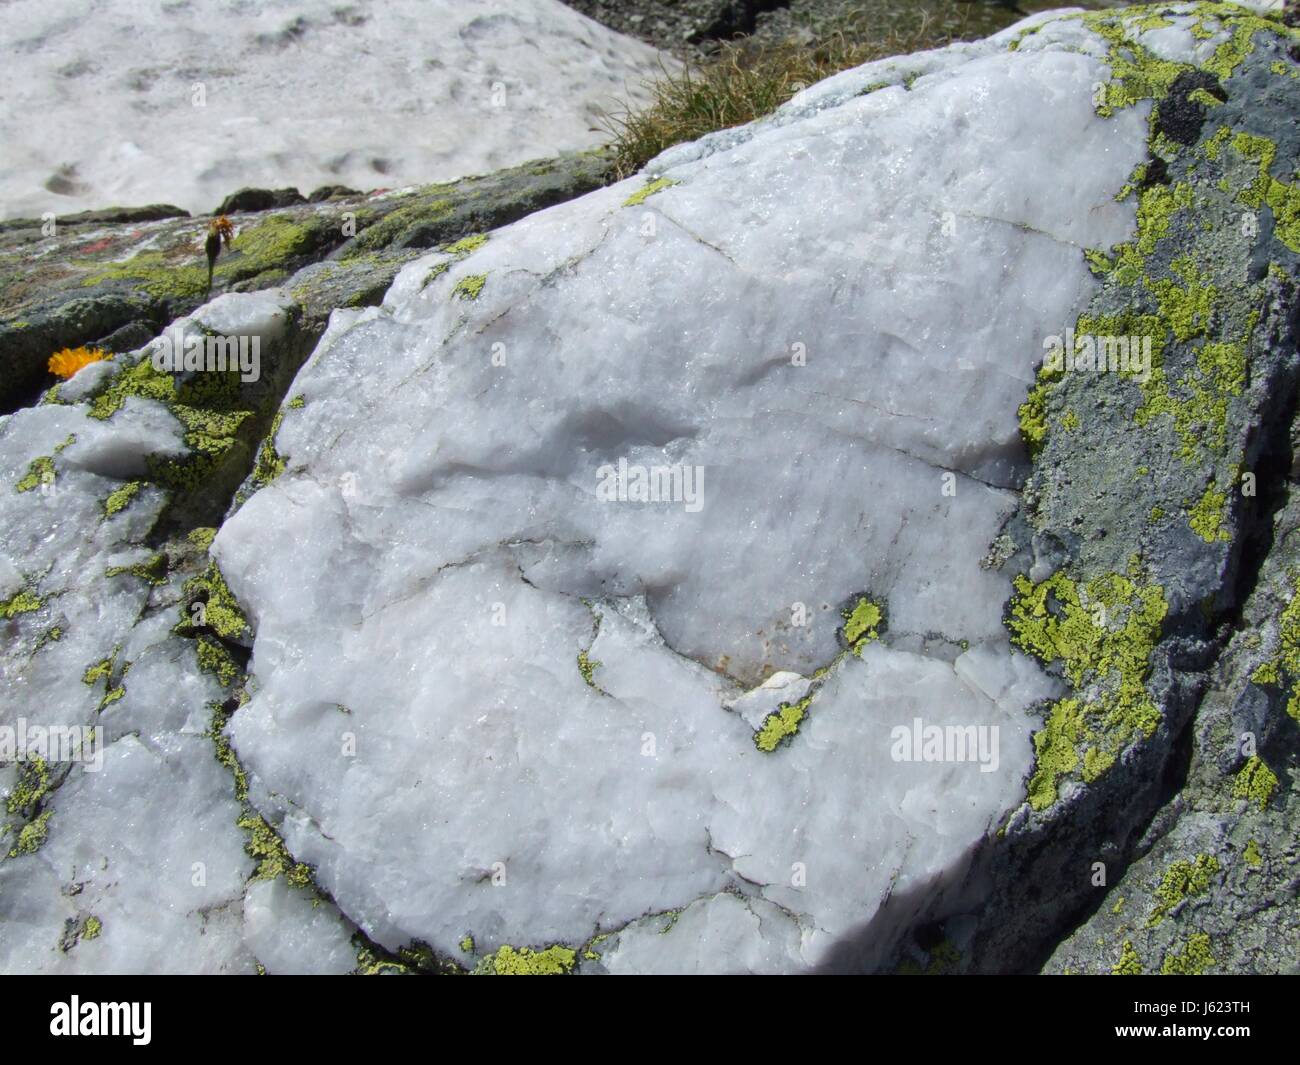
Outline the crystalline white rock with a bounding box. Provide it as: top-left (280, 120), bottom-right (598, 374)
top-left (0, 291), bottom-right (363, 974)
top-left (0, 713), bottom-right (257, 973)
top-left (594, 893), bottom-right (806, 975)
top-left (56, 361), bottom-right (117, 405)
top-left (241, 879), bottom-right (357, 976)
top-left (185, 290), bottom-right (294, 347)
top-left (724, 670), bottom-right (814, 730)
top-left (0, 403), bottom-right (173, 738)
top-left (212, 22), bottom-right (1154, 971)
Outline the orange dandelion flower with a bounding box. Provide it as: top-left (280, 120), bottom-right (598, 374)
top-left (48, 346), bottom-right (111, 380)
top-left (209, 215), bottom-right (235, 245)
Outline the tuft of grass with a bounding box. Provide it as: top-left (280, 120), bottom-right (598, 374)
top-left (598, 9), bottom-right (984, 177)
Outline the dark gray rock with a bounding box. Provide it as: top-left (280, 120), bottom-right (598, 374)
top-left (852, 9), bottom-right (1300, 975)
top-left (1044, 478), bottom-right (1300, 974)
top-left (561, 0), bottom-right (1121, 55)
top-left (0, 293), bottom-right (167, 413)
top-left (0, 150), bottom-right (615, 413)
top-left (333, 149), bottom-right (614, 258)
top-left (0, 204), bottom-right (190, 233)
top-left (307, 185), bottom-right (361, 203)
top-left (214, 187), bottom-right (308, 215)
top-left (95, 319), bottom-right (161, 354)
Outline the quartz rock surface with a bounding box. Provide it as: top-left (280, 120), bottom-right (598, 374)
top-left (211, 15), bottom-right (1147, 970)
top-left (0, 293), bottom-right (359, 974)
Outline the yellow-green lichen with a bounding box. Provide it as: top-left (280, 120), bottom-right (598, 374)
top-left (81, 651), bottom-right (129, 710)
top-left (353, 944), bottom-right (422, 976)
top-left (1121, 261), bottom-right (1250, 468)
top-left (81, 916), bottom-right (102, 941)
top-left (252, 406), bottom-right (289, 487)
top-left (1222, 131), bottom-right (1300, 253)
top-left (1149, 256), bottom-right (1215, 343)
top-left (150, 370), bottom-right (257, 494)
top-left (1084, 248), bottom-right (1115, 276)
top-left (183, 561), bottom-right (250, 641)
top-left (196, 635), bottom-right (241, 687)
top-left (1232, 755), bottom-right (1278, 809)
top-left (1202, 10), bottom-right (1278, 82)
top-left (842, 596), bottom-right (884, 653)
top-left (474, 944), bottom-right (577, 976)
top-left (102, 481), bottom-right (144, 518)
top-left (1079, 10), bottom-right (1187, 116)
top-left (623, 177), bottom-right (678, 207)
top-left (208, 704), bottom-right (248, 801)
top-left (238, 812), bottom-right (313, 889)
top-left (15, 455), bottom-right (54, 493)
top-left (0, 590), bottom-right (43, 619)
top-left (754, 694), bottom-right (813, 753)
top-left (1055, 9), bottom-right (1298, 482)
top-left (1242, 838), bottom-right (1262, 867)
top-left (1250, 570), bottom-right (1300, 720)
top-left (452, 273), bottom-right (487, 301)
top-left (1017, 365), bottom-right (1060, 457)
top-left (99, 681), bottom-right (127, 708)
top-left (396, 941), bottom-right (439, 971)
top-left (88, 356), bottom-right (176, 421)
top-left (1160, 932), bottom-right (1215, 975)
top-left (187, 526), bottom-right (218, 552)
top-left (5, 757), bottom-right (51, 819)
top-left (1112, 939), bottom-right (1143, 975)
top-left (105, 553), bottom-right (168, 586)
top-left (442, 233), bottom-right (488, 257)
top-left (1007, 571), bottom-right (1168, 810)
top-left (1021, 308), bottom-right (1166, 458)
top-left (577, 650), bottom-right (602, 689)
top-left (459, 934), bottom-right (475, 953)
top-left (1150, 853), bottom-right (1220, 927)
top-left (82, 656), bottom-right (115, 687)
top-left (1187, 484), bottom-right (1232, 543)
top-left (1024, 698), bottom-right (1086, 810)
top-left (8, 810), bottom-right (52, 857)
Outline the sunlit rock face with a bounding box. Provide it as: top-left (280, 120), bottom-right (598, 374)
top-left (212, 14), bottom-right (1148, 971)
top-left (0, 294), bottom-right (360, 974)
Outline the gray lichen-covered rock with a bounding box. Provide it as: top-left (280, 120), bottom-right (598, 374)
top-left (1043, 481), bottom-right (1300, 975)
top-left (874, 1), bottom-right (1300, 975)
top-left (0, 151), bottom-right (614, 413)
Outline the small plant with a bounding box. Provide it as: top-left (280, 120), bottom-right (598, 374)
top-left (205, 215), bottom-right (235, 294)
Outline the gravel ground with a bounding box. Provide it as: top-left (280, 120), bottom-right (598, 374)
top-left (561, 0), bottom-right (1126, 56)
